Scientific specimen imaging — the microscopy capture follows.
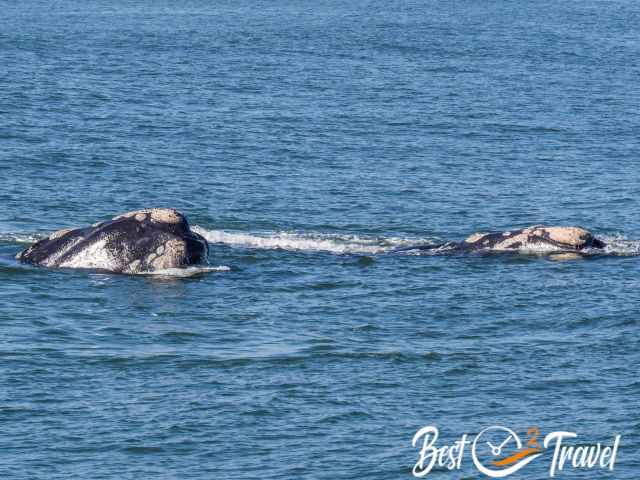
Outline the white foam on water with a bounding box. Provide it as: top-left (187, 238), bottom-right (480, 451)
top-left (599, 234), bottom-right (640, 256)
top-left (139, 265), bottom-right (231, 277)
top-left (192, 226), bottom-right (435, 255)
top-left (0, 233), bottom-right (45, 244)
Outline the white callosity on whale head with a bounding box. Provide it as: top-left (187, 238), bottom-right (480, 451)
top-left (113, 208), bottom-right (183, 225)
top-left (516, 226), bottom-right (593, 251)
top-left (464, 232), bottom-right (489, 243)
top-left (48, 228), bottom-right (76, 241)
top-left (540, 226), bottom-right (592, 248)
top-left (145, 238), bottom-right (187, 271)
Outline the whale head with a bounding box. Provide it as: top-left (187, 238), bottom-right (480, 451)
top-left (463, 226), bottom-right (607, 252)
top-left (531, 226), bottom-right (606, 250)
top-left (17, 208), bottom-right (209, 274)
top-left (500, 226), bottom-right (607, 251)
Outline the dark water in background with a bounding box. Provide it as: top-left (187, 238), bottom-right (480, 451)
top-left (1, 0), bottom-right (639, 478)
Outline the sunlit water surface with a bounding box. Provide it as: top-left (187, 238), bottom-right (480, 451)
top-left (1, 1), bottom-right (639, 478)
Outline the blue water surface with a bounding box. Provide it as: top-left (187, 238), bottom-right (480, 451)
top-left (1, 0), bottom-right (639, 478)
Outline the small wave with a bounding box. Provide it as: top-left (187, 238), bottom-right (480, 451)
top-left (599, 234), bottom-right (640, 256)
top-left (0, 232), bottom-right (44, 244)
top-left (192, 226), bottom-right (435, 255)
top-left (394, 243), bottom-right (459, 255)
top-left (139, 265), bottom-right (231, 278)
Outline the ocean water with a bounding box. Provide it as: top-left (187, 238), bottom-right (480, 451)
top-left (1, 0), bottom-right (639, 478)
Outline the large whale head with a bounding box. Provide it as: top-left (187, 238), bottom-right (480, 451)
top-left (17, 208), bottom-right (209, 274)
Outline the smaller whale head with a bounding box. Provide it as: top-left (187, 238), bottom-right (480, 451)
top-left (534, 226), bottom-right (605, 250)
top-left (462, 226), bottom-right (607, 252)
top-left (539, 227), bottom-right (592, 248)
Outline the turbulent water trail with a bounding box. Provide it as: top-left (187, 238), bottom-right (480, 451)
top-left (600, 235), bottom-right (640, 256)
top-left (192, 226), bottom-right (437, 255)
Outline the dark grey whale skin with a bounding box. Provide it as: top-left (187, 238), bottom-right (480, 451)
top-left (394, 227), bottom-right (607, 254)
top-left (17, 209), bottom-right (208, 273)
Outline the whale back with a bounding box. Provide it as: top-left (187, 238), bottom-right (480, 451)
top-left (17, 209), bottom-right (208, 273)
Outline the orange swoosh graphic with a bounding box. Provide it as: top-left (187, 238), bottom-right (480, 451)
top-left (492, 447), bottom-right (542, 467)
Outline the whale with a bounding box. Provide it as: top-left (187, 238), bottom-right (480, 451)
top-left (17, 217), bottom-right (607, 274)
top-left (17, 209), bottom-right (208, 274)
top-left (396, 226), bottom-right (607, 255)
